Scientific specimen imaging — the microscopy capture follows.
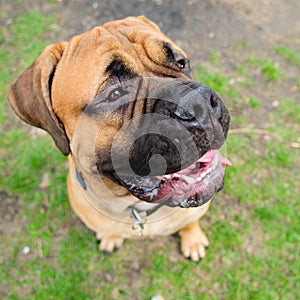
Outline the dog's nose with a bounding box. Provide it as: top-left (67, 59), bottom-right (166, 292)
top-left (173, 85), bottom-right (222, 122)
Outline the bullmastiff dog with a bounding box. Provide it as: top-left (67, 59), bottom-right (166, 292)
top-left (8, 16), bottom-right (230, 261)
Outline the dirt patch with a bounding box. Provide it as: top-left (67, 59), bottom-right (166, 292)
top-left (3, 0), bottom-right (295, 63)
top-left (53, 0), bottom-right (300, 60)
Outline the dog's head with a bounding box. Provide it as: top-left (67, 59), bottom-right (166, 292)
top-left (9, 16), bottom-right (230, 208)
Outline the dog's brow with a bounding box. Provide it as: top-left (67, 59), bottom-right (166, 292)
top-left (163, 42), bottom-right (175, 60)
top-left (106, 58), bottom-right (135, 78)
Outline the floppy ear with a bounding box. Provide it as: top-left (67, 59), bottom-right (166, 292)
top-left (8, 43), bottom-right (70, 155)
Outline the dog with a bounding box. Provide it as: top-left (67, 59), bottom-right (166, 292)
top-left (8, 16), bottom-right (230, 261)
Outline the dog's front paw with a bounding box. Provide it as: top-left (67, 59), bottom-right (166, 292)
top-left (179, 221), bottom-right (209, 261)
top-left (98, 236), bottom-right (124, 254)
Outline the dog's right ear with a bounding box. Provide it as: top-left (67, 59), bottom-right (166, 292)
top-left (8, 43), bottom-right (70, 155)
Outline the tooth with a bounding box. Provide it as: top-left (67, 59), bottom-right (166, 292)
top-left (196, 169), bottom-right (210, 182)
top-left (182, 175), bottom-right (196, 184)
top-left (212, 154), bottom-right (219, 168)
top-left (196, 174), bottom-right (204, 182)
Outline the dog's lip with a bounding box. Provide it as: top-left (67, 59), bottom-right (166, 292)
top-left (111, 149), bottom-right (231, 208)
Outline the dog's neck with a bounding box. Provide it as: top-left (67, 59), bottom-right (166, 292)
top-left (73, 167), bottom-right (169, 235)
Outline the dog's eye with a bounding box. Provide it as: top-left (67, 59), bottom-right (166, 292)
top-left (177, 58), bottom-right (186, 69)
top-left (176, 58), bottom-right (190, 71)
top-left (107, 88), bottom-right (127, 102)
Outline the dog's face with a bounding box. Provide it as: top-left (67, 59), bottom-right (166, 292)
top-left (9, 16), bottom-right (230, 208)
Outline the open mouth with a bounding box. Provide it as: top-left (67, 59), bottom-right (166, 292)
top-left (113, 150), bottom-right (231, 208)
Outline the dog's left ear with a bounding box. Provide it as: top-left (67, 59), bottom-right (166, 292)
top-left (8, 43), bottom-right (70, 155)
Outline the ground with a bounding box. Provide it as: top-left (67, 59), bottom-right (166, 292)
top-left (0, 1), bottom-right (299, 299)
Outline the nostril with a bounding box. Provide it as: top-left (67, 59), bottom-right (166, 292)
top-left (210, 94), bottom-right (218, 108)
top-left (210, 94), bottom-right (222, 119)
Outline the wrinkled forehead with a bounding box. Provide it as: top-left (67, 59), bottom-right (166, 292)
top-left (102, 17), bottom-right (187, 64)
top-left (71, 17), bottom-right (186, 76)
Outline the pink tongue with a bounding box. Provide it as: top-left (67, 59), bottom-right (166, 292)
top-left (157, 150), bottom-right (231, 202)
top-left (199, 149), bottom-right (232, 166)
top-left (175, 149), bottom-right (231, 177)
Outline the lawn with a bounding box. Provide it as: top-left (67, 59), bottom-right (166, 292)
top-left (0, 4), bottom-right (299, 300)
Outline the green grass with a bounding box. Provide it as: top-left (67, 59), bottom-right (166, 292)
top-left (246, 56), bottom-right (282, 82)
top-left (209, 50), bottom-right (221, 65)
top-left (1, 4), bottom-right (300, 300)
top-left (274, 45), bottom-right (300, 67)
top-left (246, 96), bottom-right (261, 108)
top-left (194, 65), bottom-right (239, 100)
